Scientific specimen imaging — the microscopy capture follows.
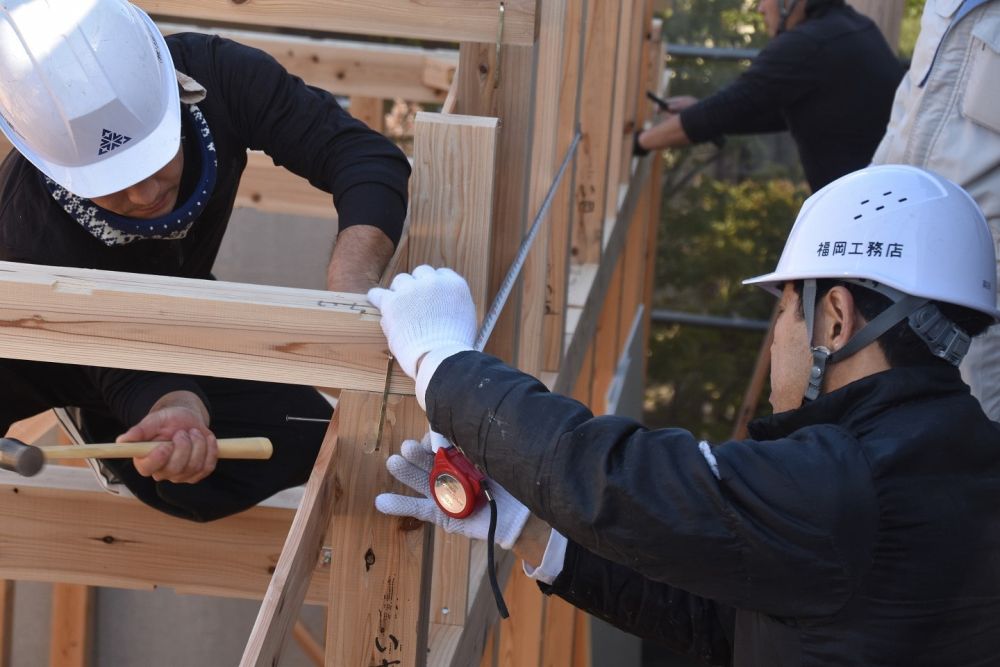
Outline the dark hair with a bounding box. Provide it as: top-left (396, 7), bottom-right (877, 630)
top-left (793, 280), bottom-right (995, 368)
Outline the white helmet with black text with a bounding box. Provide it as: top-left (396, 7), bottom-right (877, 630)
top-left (0, 0), bottom-right (180, 198)
top-left (744, 164), bottom-right (999, 401)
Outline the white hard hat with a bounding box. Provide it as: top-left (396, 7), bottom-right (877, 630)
top-left (744, 164), bottom-right (1000, 321)
top-left (0, 0), bottom-right (180, 198)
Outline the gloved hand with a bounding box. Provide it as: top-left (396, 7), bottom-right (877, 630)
top-left (375, 434), bottom-right (530, 550)
top-left (367, 265), bottom-right (477, 408)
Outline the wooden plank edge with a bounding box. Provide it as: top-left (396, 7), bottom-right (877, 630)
top-left (240, 423), bottom-right (340, 667)
top-left (554, 153), bottom-right (652, 395)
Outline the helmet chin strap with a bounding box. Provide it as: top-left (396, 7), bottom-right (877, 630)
top-left (800, 279), bottom-right (971, 403)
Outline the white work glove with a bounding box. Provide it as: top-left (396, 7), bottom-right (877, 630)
top-left (367, 265), bottom-right (477, 409)
top-left (375, 434), bottom-right (530, 550)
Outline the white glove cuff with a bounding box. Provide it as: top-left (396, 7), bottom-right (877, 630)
top-left (495, 495), bottom-right (531, 551)
top-left (415, 344), bottom-right (474, 410)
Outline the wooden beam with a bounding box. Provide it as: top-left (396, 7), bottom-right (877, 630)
top-left (1, 138), bottom-right (337, 223)
top-left (455, 43), bottom-right (536, 366)
top-left (136, 0), bottom-right (538, 46)
top-left (407, 113), bottom-right (499, 323)
top-left (350, 97), bottom-right (386, 134)
top-left (48, 584), bottom-right (92, 667)
top-left (589, 250), bottom-right (624, 411)
top-left (0, 261), bottom-right (413, 395)
top-left (542, 0), bottom-right (587, 373)
top-left (240, 422), bottom-right (339, 666)
top-left (601, 0), bottom-right (638, 223)
top-left (159, 24), bottom-right (456, 104)
top-left (322, 111), bottom-right (498, 667)
top-left (325, 391), bottom-right (432, 667)
top-left (571, 0), bottom-right (625, 265)
top-left (414, 110), bottom-right (499, 646)
top-left (495, 569), bottom-right (545, 667)
top-left (541, 596), bottom-right (578, 667)
top-left (0, 581), bottom-right (11, 667)
top-left (517, 0), bottom-right (570, 377)
top-left (427, 544), bottom-right (514, 667)
top-left (293, 620), bottom-right (326, 667)
top-left (0, 471), bottom-right (331, 603)
top-left (571, 608), bottom-right (591, 667)
top-left (556, 152), bottom-right (653, 396)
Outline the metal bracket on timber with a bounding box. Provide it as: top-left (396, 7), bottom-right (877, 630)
top-left (135, 0), bottom-right (539, 46)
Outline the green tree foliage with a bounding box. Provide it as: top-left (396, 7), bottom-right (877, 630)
top-left (645, 176), bottom-right (808, 441)
top-left (642, 1), bottom-right (810, 442)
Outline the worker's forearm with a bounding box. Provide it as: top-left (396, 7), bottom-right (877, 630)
top-left (326, 224), bottom-right (396, 293)
top-left (512, 514), bottom-right (552, 568)
top-left (637, 114), bottom-right (692, 152)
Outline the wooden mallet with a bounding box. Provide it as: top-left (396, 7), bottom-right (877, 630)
top-left (0, 436), bottom-right (273, 477)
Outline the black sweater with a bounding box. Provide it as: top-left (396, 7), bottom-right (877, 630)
top-left (0, 33), bottom-right (411, 430)
top-left (679, 3), bottom-right (904, 191)
top-left (427, 353), bottom-right (1000, 666)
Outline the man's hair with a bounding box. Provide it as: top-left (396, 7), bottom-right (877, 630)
top-left (793, 280), bottom-right (995, 368)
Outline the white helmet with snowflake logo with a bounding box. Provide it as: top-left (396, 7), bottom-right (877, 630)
top-left (0, 0), bottom-right (180, 198)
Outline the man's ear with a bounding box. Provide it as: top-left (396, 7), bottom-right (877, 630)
top-left (818, 285), bottom-right (859, 351)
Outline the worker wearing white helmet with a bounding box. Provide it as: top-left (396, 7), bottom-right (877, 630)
top-left (370, 165), bottom-right (1000, 665)
top-left (0, 0), bottom-right (410, 521)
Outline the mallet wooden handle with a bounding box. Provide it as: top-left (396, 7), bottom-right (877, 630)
top-left (37, 437), bottom-right (273, 461)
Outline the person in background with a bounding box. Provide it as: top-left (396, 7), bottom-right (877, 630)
top-left (636, 0), bottom-right (904, 192)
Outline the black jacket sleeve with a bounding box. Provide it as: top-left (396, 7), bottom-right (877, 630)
top-left (81, 368), bottom-right (211, 427)
top-left (679, 30), bottom-right (821, 143)
top-left (427, 352), bottom-right (879, 619)
top-left (205, 37), bottom-right (411, 245)
top-left (545, 539), bottom-right (735, 666)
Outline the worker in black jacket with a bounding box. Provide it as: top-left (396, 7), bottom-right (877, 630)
top-left (0, 0), bottom-right (409, 520)
top-left (636, 0), bottom-right (904, 191)
top-left (370, 166), bottom-right (1000, 666)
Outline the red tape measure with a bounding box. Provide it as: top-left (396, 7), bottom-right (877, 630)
top-left (430, 447), bottom-right (486, 518)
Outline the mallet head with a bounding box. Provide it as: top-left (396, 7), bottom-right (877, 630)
top-left (0, 437), bottom-right (44, 477)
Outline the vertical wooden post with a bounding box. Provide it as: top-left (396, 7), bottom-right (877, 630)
top-left (49, 584), bottom-right (92, 667)
top-left (540, 596), bottom-right (578, 667)
top-left (0, 581), bottom-right (12, 667)
top-left (601, 0), bottom-right (638, 225)
top-left (543, 0), bottom-right (588, 373)
top-left (326, 391), bottom-right (431, 667)
top-left (326, 113), bottom-right (499, 667)
top-left (495, 570), bottom-right (545, 667)
top-left (407, 113), bottom-right (500, 639)
top-left (455, 44), bottom-right (536, 366)
top-left (350, 97), bottom-right (386, 133)
top-left (571, 1), bottom-right (625, 265)
top-left (517, 0), bottom-right (571, 376)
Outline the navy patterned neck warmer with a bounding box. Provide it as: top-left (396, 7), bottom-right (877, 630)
top-left (43, 103), bottom-right (217, 246)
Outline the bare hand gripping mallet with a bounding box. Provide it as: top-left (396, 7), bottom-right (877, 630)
top-left (0, 437), bottom-right (273, 477)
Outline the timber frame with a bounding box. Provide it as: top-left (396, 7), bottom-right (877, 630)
top-left (0, 1), bottom-right (666, 665)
